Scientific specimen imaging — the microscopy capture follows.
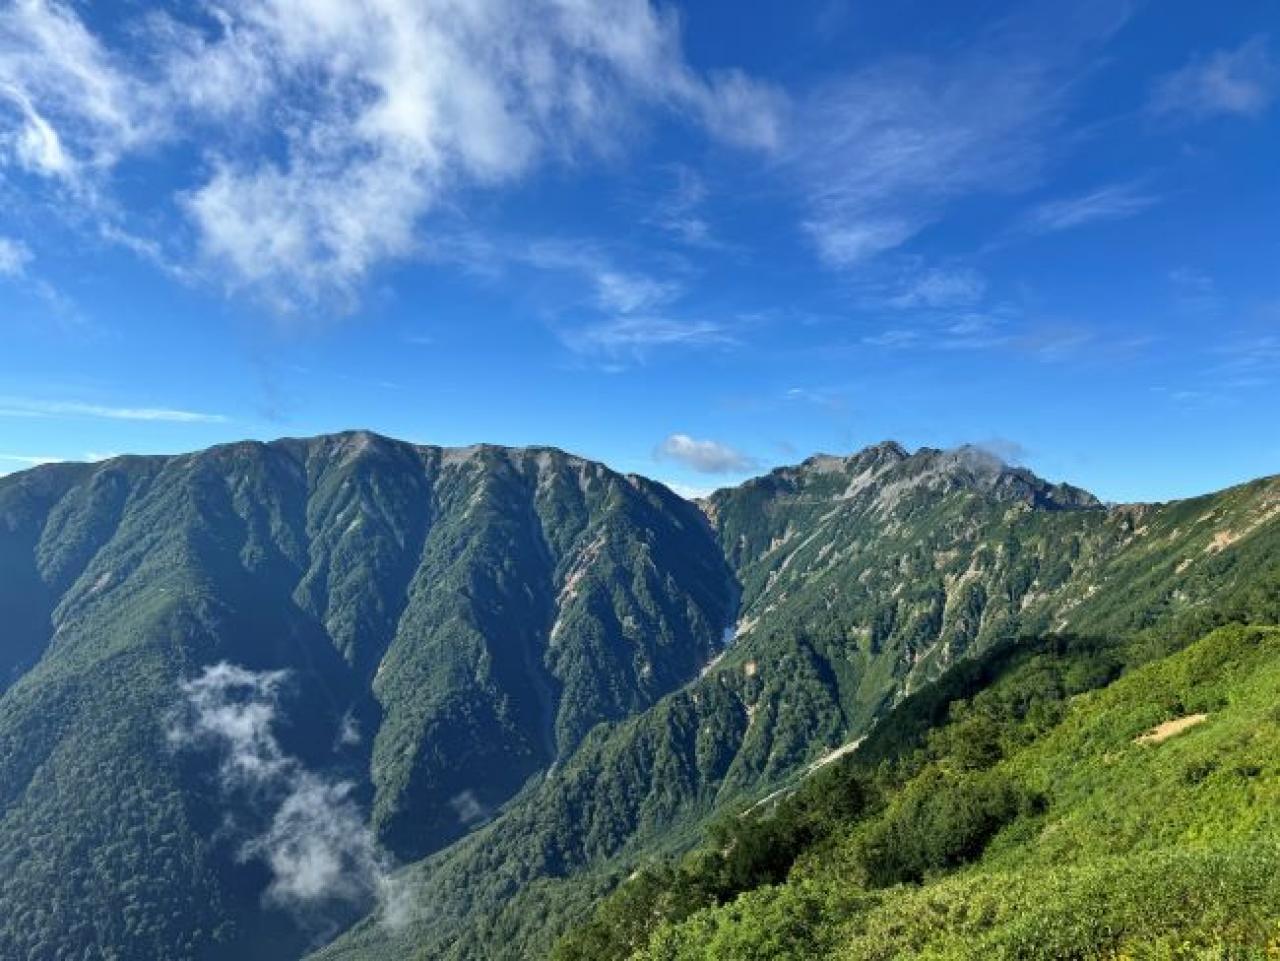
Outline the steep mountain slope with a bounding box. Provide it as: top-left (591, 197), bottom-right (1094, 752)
top-left (0, 432), bottom-right (733, 961)
top-left (2, 434), bottom-right (1277, 961)
top-left (559, 623), bottom-right (1280, 960)
top-left (706, 442), bottom-right (1279, 695)
top-left (314, 446), bottom-right (1280, 961)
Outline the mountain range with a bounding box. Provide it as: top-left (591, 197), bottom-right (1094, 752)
top-left (1, 431), bottom-right (1277, 961)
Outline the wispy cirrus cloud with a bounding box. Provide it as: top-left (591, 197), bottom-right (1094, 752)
top-left (654, 432), bottom-right (758, 473)
top-left (0, 232), bottom-right (88, 328)
top-left (863, 328), bottom-right (923, 349)
top-left (1150, 36), bottom-right (1277, 121)
top-left (514, 235), bottom-right (744, 362)
top-left (563, 316), bottom-right (732, 360)
top-left (0, 235), bottom-right (32, 275)
top-left (787, 2), bottom-right (1130, 267)
top-left (592, 270), bottom-right (681, 315)
top-left (886, 266), bottom-right (987, 309)
top-left (0, 0), bottom-right (151, 179)
top-left (1022, 182), bottom-right (1160, 234)
top-left (863, 311), bottom-right (1096, 361)
top-left (0, 0), bottom-right (783, 311)
top-left (0, 397), bottom-right (227, 422)
top-left (1150, 327), bottom-right (1279, 406)
top-left (784, 386), bottom-right (850, 412)
top-left (520, 237), bottom-right (684, 314)
top-left (1212, 334), bottom-right (1280, 386)
top-left (403, 228), bottom-right (732, 364)
top-left (790, 59), bottom-right (1045, 267)
top-left (643, 164), bottom-right (728, 249)
top-left (1168, 267), bottom-right (1221, 314)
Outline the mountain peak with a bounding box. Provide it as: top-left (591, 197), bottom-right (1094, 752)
top-left (780, 440), bottom-right (1099, 512)
top-left (865, 439), bottom-right (910, 459)
top-left (892, 444), bottom-right (1100, 511)
top-left (800, 440), bottom-right (908, 473)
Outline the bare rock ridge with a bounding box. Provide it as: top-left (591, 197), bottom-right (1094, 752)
top-left (757, 440), bottom-right (1099, 512)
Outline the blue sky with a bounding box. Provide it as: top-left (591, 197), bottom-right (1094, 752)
top-left (0, 0), bottom-right (1277, 501)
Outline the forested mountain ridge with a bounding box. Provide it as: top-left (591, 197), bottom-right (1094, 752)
top-left (0, 431), bottom-right (734, 960)
top-left (316, 442), bottom-right (1280, 961)
top-left (553, 621), bottom-right (1280, 960)
top-left (706, 441), bottom-right (1280, 697)
top-left (0, 432), bottom-right (1277, 961)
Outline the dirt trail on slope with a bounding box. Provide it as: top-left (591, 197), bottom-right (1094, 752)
top-left (1135, 713), bottom-right (1208, 745)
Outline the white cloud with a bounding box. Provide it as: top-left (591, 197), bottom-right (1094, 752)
top-left (1168, 266), bottom-right (1220, 313)
top-left (663, 481), bottom-right (714, 500)
top-left (182, 156), bottom-right (429, 309)
top-left (792, 51), bottom-right (1049, 267)
top-left (1010, 324), bottom-right (1095, 361)
top-left (0, 234), bottom-right (31, 275)
top-left (0, 452), bottom-right (63, 466)
top-left (1023, 182), bottom-right (1160, 233)
top-left (862, 308), bottom-right (1096, 361)
top-left (1168, 267), bottom-right (1214, 292)
top-left (1213, 335), bottom-right (1280, 382)
top-left (804, 217), bottom-right (917, 268)
top-left (169, 664), bottom-right (411, 933)
top-left (0, 0), bottom-right (782, 310)
top-left (888, 266), bottom-right (987, 309)
top-left (972, 437), bottom-right (1030, 465)
top-left (795, 68), bottom-right (1026, 265)
top-left (0, 0), bottom-right (151, 177)
top-left (0, 235), bottom-right (87, 326)
top-left (784, 386), bottom-right (849, 412)
top-left (788, 4), bottom-right (1128, 267)
top-left (654, 432), bottom-right (757, 474)
top-left (863, 328), bottom-right (923, 349)
top-left (0, 397), bottom-right (227, 422)
top-left (646, 164), bottom-right (718, 247)
top-left (564, 315), bottom-right (731, 359)
top-left (521, 236), bottom-right (689, 324)
top-left (1, 86), bottom-right (70, 175)
top-left (593, 270), bottom-right (680, 314)
top-left (430, 232), bottom-right (721, 361)
top-left (688, 68), bottom-right (784, 151)
top-left (1151, 36), bottom-right (1276, 121)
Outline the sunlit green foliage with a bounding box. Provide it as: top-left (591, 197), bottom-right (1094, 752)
top-left (560, 625), bottom-right (1280, 961)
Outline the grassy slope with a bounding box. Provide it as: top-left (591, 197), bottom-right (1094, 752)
top-left (624, 624), bottom-right (1280, 961)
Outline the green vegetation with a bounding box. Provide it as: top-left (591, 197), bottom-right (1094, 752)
top-left (554, 625), bottom-right (1280, 961)
top-left (0, 433), bottom-right (732, 961)
top-left (318, 449), bottom-right (1280, 961)
top-left (1, 434), bottom-right (1278, 961)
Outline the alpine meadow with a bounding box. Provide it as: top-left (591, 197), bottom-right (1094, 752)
top-left (2, 1), bottom-right (1279, 960)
